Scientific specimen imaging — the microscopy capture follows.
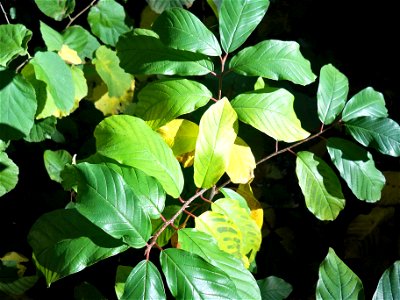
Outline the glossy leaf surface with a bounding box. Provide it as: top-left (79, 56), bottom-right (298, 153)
top-left (296, 151), bottom-right (345, 221)
top-left (257, 276), bottom-right (293, 300)
top-left (372, 261), bottom-right (400, 300)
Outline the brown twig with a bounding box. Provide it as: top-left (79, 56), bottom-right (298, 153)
top-left (65, 0), bottom-right (97, 29)
top-left (0, 1), bottom-right (10, 24)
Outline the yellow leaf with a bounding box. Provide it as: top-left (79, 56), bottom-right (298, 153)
top-left (176, 150), bottom-right (195, 168)
top-left (237, 183), bottom-right (264, 230)
top-left (379, 171), bottom-right (400, 206)
top-left (226, 136), bottom-right (256, 184)
top-left (1, 251), bottom-right (28, 277)
top-left (58, 44), bottom-right (82, 65)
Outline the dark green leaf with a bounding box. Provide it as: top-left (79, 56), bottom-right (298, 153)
top-left (136, 78), bottom-right (211, 129)
top-left (0, 151), bottom-right (19, 197)
top-left (146, 0), bottom-right (195, 14)
top-left (43, 149), bottom-right (72, 183)
top-left (219, 0), bottom-right (269, 53)
top-left (121, 260), bottom-right (166, 300)
top-left (257, 276), bottom-right (293, 300)
top-left (63, 25), bottom-right (101, 60)
top-left (88, 0), bottom-right (131, 46)
top-left (152, 8), bottom-right (221, 56)
top-left (0, 68), bottom-right (37, 140)
top-left (229, 40), bottom-right (316, 85)
top-left (117, 33), bottom-right (214, 76)
top-left (295, 151), bottom-right (345, 221)
top-left (28, 209), bottom-right (129, 286)
top-left (372, 261), bottom-right (400, 300)
top-left (0, 24), bottom-right (32, 66)
top-left (160, 248), bottom-right (239, 299)
top-left (24, 117), bottom-right (57, 143)
top-left (316, 248), bottom-right (364, 300)
top-left (75, 163), bottom-right (152, 248)
top-left (342, 87), bottom-right (388, 122)
top-left (317, 64), bottom-right (349, 125)
top-left (345, 117), bottom-right (400, 157)
top-left (327, 138), bottom-right (385, 202)
top-left (34, 0), bottom-right (75, 20)
top-left (115, 265), bottom-right (133, 299)
top-left (39, 21), bottom-right (63, 51)
top-left (0, 276), bottom-right (38, 297)
top-left (95, 115), bottom-right (184, 198)
top-left (74, 282), bottom-right (106, 300)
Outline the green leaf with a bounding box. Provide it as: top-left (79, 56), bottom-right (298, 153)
top-left (345, 117), bottom-right (400, 157)
top-left (95, 115), bottom-right (184, 198)
top-left (24, 117), bottom-right (57, 143)
top-left (152, 8), bottom-right (221, 56)
top-left (136, 78), bottom-right (211, 129)
top-left (43, 149), bottom-right (72, 183)
top-left (231, 88), bottom-right (310, 142)
top-left (342, 87), bottom-right (388, 122)
top-left (229, 40), bottom-right (317, 85)
top-left (316, 248), bottom-right (364, 300)
top-left (28, 208), bottom-right (129, 286)
top-left (146, 0), bottom-right (195, 14)
top-left (179, 229), bottom-right (261, 300)
top-left (0, 152), bottom-right (19, 197)
top-left (121, 260), bottom-right (166, 300)
top-left (30, 51), bottom-right (75, 113)
top-left (117, 33), bottom-right (214, 76)
top-left (93, 46), bottom-right (132, 97)
top-left (88, 0), bottom-right (131, 46)
top-left (0, 69), bottom-right (37, 140)
top-left (160, 248), bottom-right (239, 299)
top-left (39, 21), bottom-right (63, 51)
top-left (219, 0), bottom-right (270, 53)
top-left (63, 25), bottom-right (101, 60)
top-left (0, 276), bottom-right (38, 297)
top-left (220, 187), bottom-right (250, 213)
top-left (34, 0), bottom-right (75, 20)
top-left (317, 64), bottom-right (349, 125)
top-left (152, 205), bottom-right (181, 247)
top-left (194, 98), bottom-right (238, 188)
top-left (295, 151), bottom-right (345, 221)
top-left (0, 24), bottom-right (32, 66)
top-left (372, 261), bottom-right (400, 300)
top-left (257, 276), bottom-right (293, 300)
top-left (327, 138), bottom-right (385, 202)
top-left (115, 265), bottom-right (133, 299)
top-left (74, 163), bottom-right (152, 248)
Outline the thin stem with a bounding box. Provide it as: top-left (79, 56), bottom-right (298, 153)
top-left (65, 0), bottom-right (97, 29)
top-left (217, 54), bottom-right (229, 100)
top-left (0, 1), bottom-right (10, 24)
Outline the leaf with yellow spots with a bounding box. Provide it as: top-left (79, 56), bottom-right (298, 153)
top-left (58, 44), bottom-right (82, 65)
top-left (237, 183), bottom-right (264, 230)
top-left (1, 252), bottom-right (29, 277)
top-left (226, 136), bottom-right (256, 184)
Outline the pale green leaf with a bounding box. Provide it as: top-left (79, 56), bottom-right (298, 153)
top-left (71, 65), bottom-right (88, 103)
top-left (295, 151), bottom-right (345, 221)
top-left (28, 209), bottom-right (129, 286)
top-left (220, 188), bottom-right (250, 213)
top-left (39, 21), bottom-right (63, 51)
top-left (316, 248), bottom-right (364, 300)
top-left (0, 152), bottom-right (19, 197)
top-left (230, 40), bottom-right (317, 85)
top-left (117, 33), bottom-right (214, 76)
top-left (88, 0), bottom-right (131, 46)
top-left (342, 87), bottom-right (388, 122)
top-left (372, 261), bottom-right (400, 300)
top-left (121, 260), bottom-right (166, 300)
top-left (345, 117), bottom-right (400, 157)
top-left (147, 0), bottom-right (195, 14)
top-left (136, 78), bottom-right (211, 129)
top-left (231, 88), bottom-right (310, 142)
top-left (63, 25), bottom-right (101, 60)
top-left (160, 248), bottom-right (239, 299)
top-left (93, 46), bottom-right (132, 97)
top-left (95, 115), bottom-right (184, 197)
top-left (24, 117), bottom-right (57, 142)
top-left (317, 64), bottom-right (349, 125)
top-left (179, 228), bottom-right (261, 300)
top-left (153, 8), bottom-right (221, 56)
top-left (257, 276), bottom-right (293, 300)
top-left (219, 0), bottom-right (270, 53)
top-left (30, 51), bottom-right (75, 113)
top-left (35, 0), bottom-right (75, 20)
top-left (74, 163), bottom-right (152, 248)
top-left (0, 24), bottom-right (32, 66)
top-left (194, 98), bottom-right (238, 188)
top-left (327, 138), bottom-right (385, 202)
top-left (43, 149), bottom-right (72, 183)
top-left (0, 69), bottom-right (37, 140)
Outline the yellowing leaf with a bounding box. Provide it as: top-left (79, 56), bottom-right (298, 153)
top-left (177, 150), bottom-right (195, 168)
top-left (140, 5), bottom-right (160, 29)
top-left (226, 137), bottom-right (256, 184)
top-left (1, 252), bottom-right (28, 277)
top-left (379, 171), bottom-right (400, 206)
top-left (237, 183), bottom-right (264, 230)
top-left (58, 44), bottom-right (82, 65)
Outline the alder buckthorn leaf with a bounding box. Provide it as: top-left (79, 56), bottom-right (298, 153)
top-left (34, 0), bottom-right (75, 21)
top-left (146, 0), bottom-right (195, 14)
top-left (226, 136), bottom-right (256, 184)
top-left (0, 151), bottom-right (19, 197)
top-left (39, 21), bottom-right (63, 51)
top-left (62, 25), bottom-right (101, 60)
top-left (373, 261), bottom-right (400, 300)
top-left (58, 44), bottom-right (82, 65)
top-left (237, 183), bottom-right (264, 230)
top-left (0, 24), bottom-right (32, 67)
